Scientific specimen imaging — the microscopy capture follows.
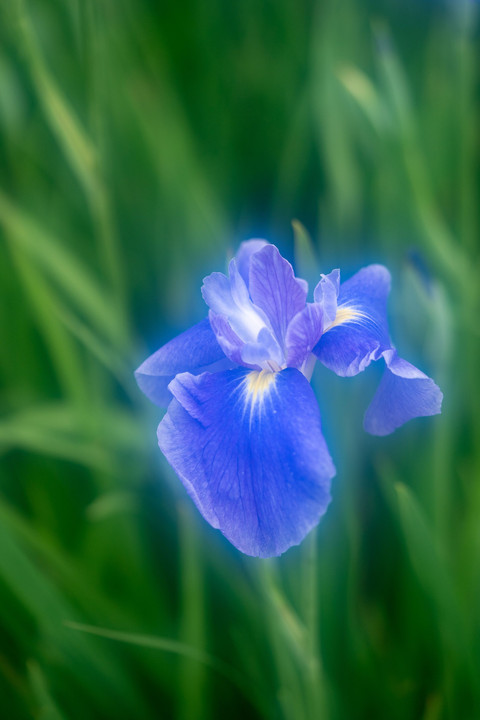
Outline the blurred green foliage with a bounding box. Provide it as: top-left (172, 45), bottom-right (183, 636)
top-left (0, 0), bottom-right (479, 718)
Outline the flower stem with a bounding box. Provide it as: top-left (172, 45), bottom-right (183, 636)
top-left (301, 528), bottom-right (327, 719)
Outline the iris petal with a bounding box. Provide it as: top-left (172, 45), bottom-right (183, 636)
top-left (285, 303), bottom-right (324, 369)
top-left (314, 264), bottom-right (391, 376)
top-left (135, 319), bottom-right (226, 407)
top-left (207, 312), bottom-right (245, 366)
top-left (249, 245), bottom-right (308, 347)
top-left (235, 239), bottom-right (269, 286)
top-left (313, 269), bottom-right (340, 328)
top-left (364, 349), bottom-right (443, 436)
top-left (202, 261), bottom-right (272, 345)
top-left (241, 327), bottom-right (284, 369)
top-left (158, 367), bottom-right (335, 557)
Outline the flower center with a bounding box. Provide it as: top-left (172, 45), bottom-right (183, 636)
top-left (246, 369), bottom-right (277, 402)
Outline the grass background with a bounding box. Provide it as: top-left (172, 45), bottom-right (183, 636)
top-left (0, 0), bottom-right (479, 718)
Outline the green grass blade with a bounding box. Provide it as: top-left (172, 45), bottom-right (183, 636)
top-left (64, 621), bottom-right (248, 695)
top-left (0, 192), bottom-right (126, 348)
top-left (292, 219), bottom-right (321, 290)
top-left (27, 661), bottom-right (66, 720)
top-left (11, 0), bottom-right (125, 309)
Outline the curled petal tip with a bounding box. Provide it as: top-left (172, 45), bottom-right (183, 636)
top-left (364, 351), bottom-right (443, 436)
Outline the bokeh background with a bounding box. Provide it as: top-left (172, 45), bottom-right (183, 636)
top-left (0, 0), bottom-right (479, 718)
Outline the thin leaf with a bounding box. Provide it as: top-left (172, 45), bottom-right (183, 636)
top-left (64, 621), bottom-right (248, 694)
top-left (27, 661), bottom-right (66, 720)
top-left (0, 192), bottom-right (125, 347)
top-left (292, 219), bottom-right (321, 291)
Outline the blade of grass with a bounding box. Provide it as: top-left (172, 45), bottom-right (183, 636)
top-left (27, 661), bottom-right (66, 720)
top-left (292, 219), bottom-right (321, 291)
top-left (6, 236), bottom-right (86, 407)
top-left (258, 561), bottom-right (311, 720)
top-left (64, 620), bottom-right (248, 695)
top-left (0, 506), bottom-right (149, 717)
top-left (177, 501), bottom-right (208, 720)
top-left (372, 22), bottom-right (476, 295)
top-left (452, 0), bottom-right (478, 255)
top-left (337, 64), bottom-right (388, 136)
top-left (0, 191), bottom-right (126, 348)
top-left (0, 402), bottom-right (146, 466)
top-left (11, 0), bottom-right (126, 315)
top-left (300, 529), bottom-right (327, 719)
top-left (378, 471), bottom-right (480, 713)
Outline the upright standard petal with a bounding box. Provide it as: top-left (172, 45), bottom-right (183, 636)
top-left (235, 239), bottom-right (269, 286)
top-left (135, 319), bottom-right (226, 407)
top-left (158, 367), bottom-right (335, 557)
top-left (202, 259), bottom-right (283, 369)
top-left (313, 269), bottom-right (340, 328)
top-left (207, 312), bottom-right (246, 367)
top-left (249, 245), bottom-right (308, 347)
top-left (314, 264), bottom-right (391, 376)
top-left (363, 349), bottom-right (443, 436)
top-left (285, 303), bottom-right (324, 370)
top-left (202, 261), bottom-right (272, 343)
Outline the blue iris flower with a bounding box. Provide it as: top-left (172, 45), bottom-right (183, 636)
top-left (136, 240), bottom-right (443, 558)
